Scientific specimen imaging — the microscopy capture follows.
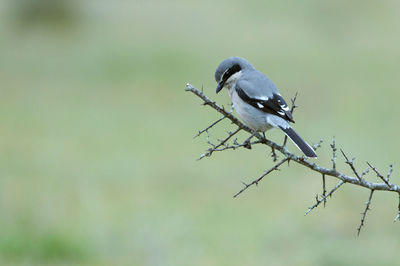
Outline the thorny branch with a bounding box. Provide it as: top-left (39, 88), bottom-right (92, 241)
top-left (367, 162), bottom-right (393, 188)
top-left (305, 180), bottom-right (345, 215)
top-left (340, 149), bottom-right (362, 181)
top-left (194, 115), bottom-right (225, 138)
top-left (198, 128), bottom-right (241, 160)
top-left (358, 190), bottom-right (374, 235)
top-left (185, 83), bottom-right (399, 234)
top-left (331, 137), bottom-right (337, 171)
top-left (233, 157), bottom-right (289, 198)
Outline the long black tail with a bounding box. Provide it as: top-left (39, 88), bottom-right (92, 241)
top-left (280, 127), bottom-right (317, 158)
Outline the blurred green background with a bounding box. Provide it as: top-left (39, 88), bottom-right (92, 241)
top-left (0, 0), bottom-right (399, 265)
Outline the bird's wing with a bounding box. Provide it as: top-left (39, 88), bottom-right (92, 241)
top-left (236, 77), bottom-right (294, 123)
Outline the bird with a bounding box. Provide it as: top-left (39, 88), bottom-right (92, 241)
top-left (215, 57), bottom-right (317, 158)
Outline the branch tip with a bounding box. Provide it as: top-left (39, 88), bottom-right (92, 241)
top-left (313, 139), bottom-right (324, 151)
top-left (357, 190), bottom-right (374, 236)
top-left (331, 137), bottom-right (337, 171)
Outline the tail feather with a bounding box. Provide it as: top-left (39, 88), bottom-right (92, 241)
top-left (280, 127), bottom-right (317, 158)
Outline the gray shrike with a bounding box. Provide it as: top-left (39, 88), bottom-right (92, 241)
top-left (215, 57), bottom-right (317, 158)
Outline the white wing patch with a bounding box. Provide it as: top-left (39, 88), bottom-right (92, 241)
top-left (257, 96), bottom-right (269, 101)
top-left (277, 98), bottom-right (289, 111)
top-left (257, 102), bottom-right (264, 108)
top-left (281, 105), bottom-right (289, 111)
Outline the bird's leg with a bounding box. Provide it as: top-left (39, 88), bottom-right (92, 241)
top-left (262, 131), bottom-right (277, 161)
top-left (270, 146), bottom-right (278, 161)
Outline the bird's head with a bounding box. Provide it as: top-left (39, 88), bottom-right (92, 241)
top-left (215, 57), bottom-right (254, 93)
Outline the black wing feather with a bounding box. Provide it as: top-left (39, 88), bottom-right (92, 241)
top-left (236, 87), bottom-right (295, 123)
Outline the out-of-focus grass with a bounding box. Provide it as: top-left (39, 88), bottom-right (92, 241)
top-left (0, 0), bottom-right (399, 265)
top-left (0, 231), bottom-right (90, 262)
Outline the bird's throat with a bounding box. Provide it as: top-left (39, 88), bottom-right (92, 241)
top-left (224, 71), bottom-right (242, 92)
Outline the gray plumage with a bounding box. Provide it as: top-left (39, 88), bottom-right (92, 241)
top-left (215, 57), bottom-right (317, 158)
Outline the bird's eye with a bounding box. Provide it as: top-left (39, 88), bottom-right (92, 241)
top-left (224, 70), bottom-right (230, 78)
top-left (221, 70), bottom-right (230, 82)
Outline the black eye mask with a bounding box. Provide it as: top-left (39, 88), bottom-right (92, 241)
top-left (216, 64), bottom-right (241, 93)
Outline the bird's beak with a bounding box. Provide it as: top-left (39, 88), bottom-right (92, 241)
top-left (216, 82), bottom-right (223, 93)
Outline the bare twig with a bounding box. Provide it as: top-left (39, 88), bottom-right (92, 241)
top-left (366, 162), bottom-right (392, 188)
top-left (387, 164), bottom-right (394, 182)
top-left (290, 92), bottom-right (298, 112)
top-left (331, 137), bottom-right (337, 171)
top-left (198, 127), bottom-right (241, 160)
top-left (305, 180), bottom-right (345, 215)
top-left (357, 190), bottom-right (374, 236)
top-left (361, 167), bottom-right (370, 179)
top-left (340, 149), bottom-right (362, 181)
top-left (212, 140), bottom-right (262, 152)
top-left (313, 139), bottom-right (324, 151)
top-left (194, 116), bottom-right (225, 138)
top-left (234, 157), bottom-right (289, 198)
top-left (283, 92), bottom-right (298, 147)
top-left (322, 174), bottom-right (327, 207)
